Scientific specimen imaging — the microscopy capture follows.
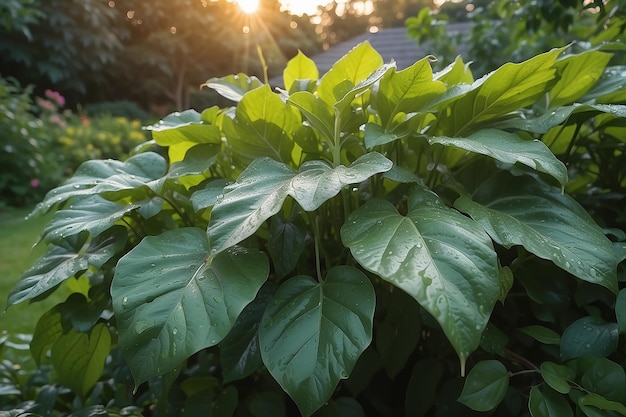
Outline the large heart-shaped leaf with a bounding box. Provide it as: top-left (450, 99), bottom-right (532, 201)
top-left (208, 152), bottom-right (392, 255)
top-left (30, 152), bottom-right (167, 216)
top-left (41, 196), bottom-right (138, 244)
top-left (341, 187), bottom-right (499, 371)
top-left (560, 316), bottom-right (619, 362)
top-left (259, 266), bottom-right (375, 417)
top-left (111, 227), bottom-right (269, 386)
top-left (283, 50), bottom-right (319, 93)
top-left (8, 226), bottom-right (126, 306)
top-left (51, 323), bottom-right (111, 397)
top-left (429, 129), bottom-right (568, 187)
top-left (454, 171), bottom-right (618, 292)
top-left (458, 360), bottom-right (509, 411)
top-left (227, 85), bottom-right (301, 165)
top-left (374, 57), bottom-right (446, 126)
top-left (317, 42), bottom-right (383, 106)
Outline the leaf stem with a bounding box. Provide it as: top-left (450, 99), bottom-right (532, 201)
top-left (313, 216), bottom-right (323, 281)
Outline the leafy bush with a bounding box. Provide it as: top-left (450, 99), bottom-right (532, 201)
top-left (0, 77), bottom-right (150, 207)
top-left (84, 101), bottom-right (151, 122)
top-left (7, 44), bottom-right (626, 416)
top-left (407, 0), bottom-right (626, 74)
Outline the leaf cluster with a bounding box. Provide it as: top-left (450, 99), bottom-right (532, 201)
top-left (7, 43), bottom-right (626, 416)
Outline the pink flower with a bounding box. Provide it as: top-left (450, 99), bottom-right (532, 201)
top-left (49, 114), bottom-right (67, 128)
top-left (45, 89), bottom-right (65, 107)
top-left (30, 179), bottom-right (40, 188)
top-left (36, 97), bottom-right (55, 111)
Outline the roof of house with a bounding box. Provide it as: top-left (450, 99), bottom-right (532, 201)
top-left (271, 22), bottom-right (471, 86)
top-left (312, 22), bottom-right (471, 74)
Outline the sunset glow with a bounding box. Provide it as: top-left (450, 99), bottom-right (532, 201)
top-left (279, 0), bottom-right (333, 16)
top-left (235, 0), bottom-right (259, 14)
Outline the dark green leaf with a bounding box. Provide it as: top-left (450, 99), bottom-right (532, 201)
top-left (528, 385), bottom-right (573, 417)
top-left (30, 309), bottom-right (63, 365)
top-left (111, 228), bottom-right (269, 386)
top-left (209, 153), bottom-right (391, 255)
top-left (51, 323), bottom-right (111, 397)
top-left (8, 227), bottom-right (126, 306)
top-left (571, 357), bottom-right (626, 402)
top-left (259, 266), bottom-right (375, 417)
top-left (249, 391), bottom-right (286, 417)
top-left (376, 289), bottom-right (421, 378)
top-left (520, 325), bottom-right (561, 345)
top-left (616, 289), bottom-right (626, 334)
top-left (429, 129), bottom-right (568, 186)
top-left (455, 171), bottom-right (618, 293)
top-left (405, 359), bottom-right (444, 417)
top-left (268, 215), bottom-right (307, 279)
top-left (498, 265), bottom-right (514, 303)
top-left (560, 316), bottom-right (618, 362)
top-left (541, 362), bottom-right (576, 394)
top-left (479, 324), bottom-right (508, 356)
top-left (579, 394), bottom-right (626, 415)
top-left (220, 284), bottom-right (274, 383)
top-left (458, 360), bottom-right (509, 411)
top-left (341, 188), bottom-right (499, 370)
top-left (190, 179), bottom-right (229, 212)
top-left (312, 397), bottom-right (365, 417)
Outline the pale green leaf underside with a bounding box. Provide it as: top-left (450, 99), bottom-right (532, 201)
top-left (429, 129), bottom-right (568, 186)
top-left (8, 227), bottom-right (126, 306)
top-left (203, 73), bottom-right (264, 102)
top-left (112, 227), bottom-right (269, 386)
top-left (341, 188), bottom-right (499, 366)
top-left (455, 172), bottom-right (618, 292)
top-left (259, 266), bottom-right (375, 417)
top-left (208, 152), bottom-right (392, 255)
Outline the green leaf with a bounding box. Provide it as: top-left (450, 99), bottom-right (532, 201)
top-left (283, 50), bottom-right (319, 93)
top-left (549, 51), bottom-right (612, 108)
top-left (374, 57), bottom-right (446, 126)
top-left (528, 385), bottom-right (573, 417)
top-left (288, 91), bottom-right (335, 144)
top-left (312, 397), bottom-right (365, 417)
top-left (51, 323), bottom-right (111, 397)
top-left (30, 152), bottom-right (167, 216)
top-left (229, 85), bottom-right (301, 165)
top-left (541, 362), bottom-right (576, 394)
top-left (560, 316), bottom-right (619, 362)
top-left (573, 357), bottom-right (626, 402)
top-left (147, 109), bottom-right (222, 148)
top-left (455, 171), bottom-right (618, 293)
top-left (376, 289), bottom-right (421, 378)
top-left (167, 143), bottom-right (222, 179)
top-left (405, 359), bottom-right (444, 417)
top-left (458, 360), bottom-right (509, 411)
top-left (203, 73), bottom-right (264, 102)
top-left (434, 56), bottom-right (474, 85)
top-left (259, 266), bottom-right (375, 417)
top-left (429, 129), bottom-right (568, 186)
top-left (111, 227), bottom-right (269, 386)
top-left (268, 215), bottom-right (307, 279)
top-left (8, 227), bottom-right (127, 306)
top-left (498, 265), bottom-right (514, 303)
top-left (220, 284), bottom-right (273, 383)
top-left (41, 196), bottom-right (138, 243)
top-left (616, 289), bottom-right (626, 334)
top-left (341, 188), bottom-right (499, 370)
top-left (30, 309), bottom-right (63, 365)
top-left (436, 48), bottom-right (562, 135)
top-left (520, 325), bottom-right (561, 345)
top-left (317, 42), bottom-right (383, 106)
top-left (190, 179), bottom-right (229, 212)
top-left (208, 153), bottom-right (392, 255)
top-left (579, 394), bottom-right (626, 415)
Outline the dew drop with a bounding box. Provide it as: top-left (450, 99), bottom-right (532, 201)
top-left (122, 296), bottom-right (128, 306)
top-left (172, 328), bottom-right (178, 335)
top-left (150, 263), bottom-right (156, 267)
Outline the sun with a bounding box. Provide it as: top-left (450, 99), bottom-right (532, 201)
top-left (235, 0), bottom-right (260, 14)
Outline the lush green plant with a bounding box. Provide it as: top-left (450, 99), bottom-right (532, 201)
top-left (407, 0), bottom-right (626, 74)
top-left (8, 44), bottom-right (626, 416)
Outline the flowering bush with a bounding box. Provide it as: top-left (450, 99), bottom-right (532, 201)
top-left (0, 76), bottom-right (149, 207)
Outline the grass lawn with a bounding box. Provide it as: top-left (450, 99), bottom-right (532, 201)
top-left (0, 206), bottom-right (62, 339)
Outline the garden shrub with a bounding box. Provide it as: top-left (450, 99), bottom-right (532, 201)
top-left (0, 78), bottom-right (150, 207)
top-left (5, 44), bottom-right (626, 416)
